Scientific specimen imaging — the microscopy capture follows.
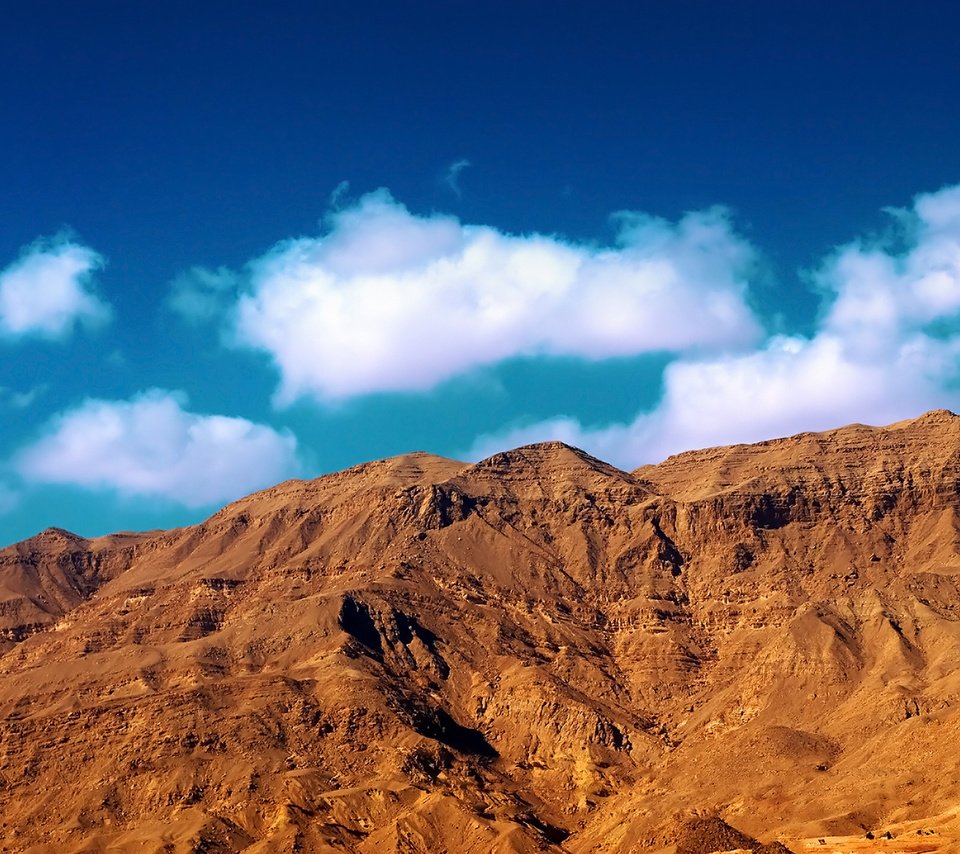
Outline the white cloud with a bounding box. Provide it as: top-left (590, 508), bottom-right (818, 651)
top-left (0, 236), bottom-right (111, 339)
top-left (444, 158), bottom-right (471, 197)
top-left (17, 390), bottom-right (300, 507)
top-left (329, 179), bottom-right (351, 208)
top-left (0, 482), bottom-right (17, 515)
top-left (0, 384), bottom-right (46, 409)
top-left (167, 265), bottom-right (239, 324)
top-left (231, 190), bottom-right (762, 404)
top-left (468, 183), bottom-right (960, 467)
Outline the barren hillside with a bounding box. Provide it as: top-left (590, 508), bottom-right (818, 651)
top-left (3, 412), bottom-right (960, 852)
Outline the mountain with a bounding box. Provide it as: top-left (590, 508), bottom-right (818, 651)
top-left (2, 413), bottom-right (960, 852)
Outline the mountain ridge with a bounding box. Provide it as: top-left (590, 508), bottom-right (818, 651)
top-left (2, 412), bottom-right (960, 852)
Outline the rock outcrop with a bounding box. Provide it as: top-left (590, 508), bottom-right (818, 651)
top-left (2, 413), bottom-right (960, 851)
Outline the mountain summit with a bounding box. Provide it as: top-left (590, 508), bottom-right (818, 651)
top-left (3, 412), bottom-right (960, 852)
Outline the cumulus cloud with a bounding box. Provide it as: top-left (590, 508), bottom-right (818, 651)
top-left (231, 190), bottom-right (761, 404)
top-left (17, 390), bottom-right (300, 507)
top-left (0, 236), bottom-right (110, 339)
top-left (469, 183), bottom-right (960, 467)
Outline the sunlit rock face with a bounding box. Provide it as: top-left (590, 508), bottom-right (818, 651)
top-left (2, 412), bottom-right (960, 852)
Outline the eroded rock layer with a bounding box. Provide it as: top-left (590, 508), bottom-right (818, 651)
top-left (2, 413), bottom-right (960, 852)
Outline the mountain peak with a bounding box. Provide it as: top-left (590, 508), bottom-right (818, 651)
top-left (470, 440), bottom-right (634, 483)
top-left (888, 407), bottom-right (959, 429)
top-left (4, 411), bottom-right (960, 850)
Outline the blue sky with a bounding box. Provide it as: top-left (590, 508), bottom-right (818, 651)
top-left (3, 1), bottom-right (960, 545)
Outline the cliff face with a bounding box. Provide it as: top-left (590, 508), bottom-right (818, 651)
top-left (2, 413), bottom-right (960, 852)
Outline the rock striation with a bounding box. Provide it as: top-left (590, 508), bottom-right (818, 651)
top-left (2, 412), bottom-right (960, 851)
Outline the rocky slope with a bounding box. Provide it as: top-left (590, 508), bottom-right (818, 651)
top-left (2, 412), bottom-right (960, 852)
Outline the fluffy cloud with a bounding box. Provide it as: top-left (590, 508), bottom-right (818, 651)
top-left (230, 190), bottom-right (762, 403)
top-left (469, 184), bottom-right (960, 467)
top-left (17, 390), bottom-right (300, 507)
top-left (0, 236), bottom-right (111, 339)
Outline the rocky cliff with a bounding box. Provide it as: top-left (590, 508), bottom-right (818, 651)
top-left (2, 412), bottom-right (960, 852)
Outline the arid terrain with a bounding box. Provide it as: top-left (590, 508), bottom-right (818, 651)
top-left (3, 411), bottom-right (960, 852)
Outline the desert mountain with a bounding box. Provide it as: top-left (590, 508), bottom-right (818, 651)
top-left (2, 412), bottom-right (960, 852)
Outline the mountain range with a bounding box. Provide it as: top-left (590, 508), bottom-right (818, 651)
top-left (3, 411), bottom-right (960, 852)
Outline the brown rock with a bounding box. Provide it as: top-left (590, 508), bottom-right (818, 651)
top-left (1, 413), bottom-right (960, 851)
